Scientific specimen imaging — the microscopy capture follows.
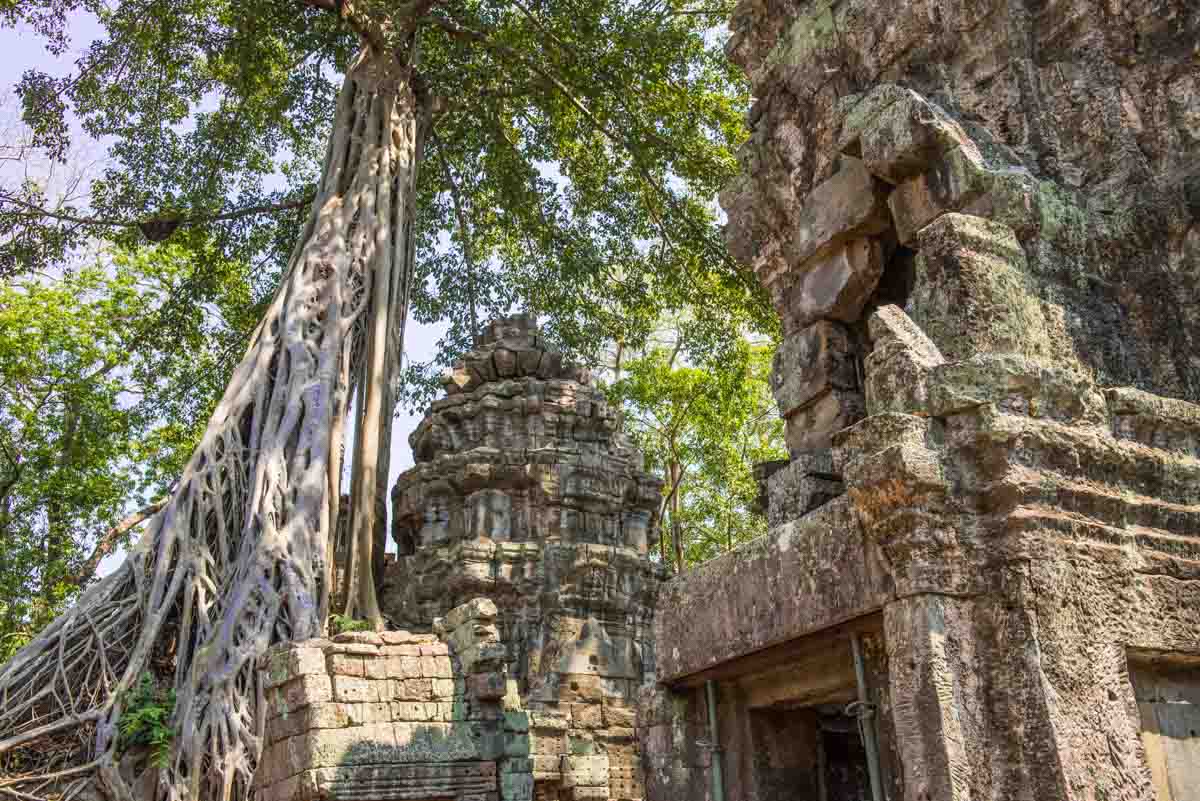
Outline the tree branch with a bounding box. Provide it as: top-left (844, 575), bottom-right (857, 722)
top-left (0, 192), bottom-right (314, 241)
top-left (433, 136), bottom-right (479, 335)
top-left (423, 12), bottom-right (738, 284)
top-left (68, 498), bottom-right (167, 587)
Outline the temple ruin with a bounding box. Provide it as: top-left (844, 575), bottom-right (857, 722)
top-left (257, 1), bottom-right (1199, 800)
top-left (643, 0), bottom-right (1200, 800)
top-left (256, 318), bottom-right (666, 801)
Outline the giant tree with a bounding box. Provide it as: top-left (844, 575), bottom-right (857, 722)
top-left (0, 2), bottom-right (762, 800)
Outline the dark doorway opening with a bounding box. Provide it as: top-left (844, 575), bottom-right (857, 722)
top-left (817, 706), bottom-right (872, 801)
top-left (749, 703), bottom-right (872, 801)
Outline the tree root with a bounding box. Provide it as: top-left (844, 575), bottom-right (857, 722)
top-left (0, 51), bottom-right (421, 801)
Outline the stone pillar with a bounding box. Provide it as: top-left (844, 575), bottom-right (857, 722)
top-left (883, 596), bottom-right (978, 801)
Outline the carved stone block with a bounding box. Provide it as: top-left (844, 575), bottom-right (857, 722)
top-left (845, 85), bottom-right (981, 185)
top-left (771, 320), bottom-right (859, 419)
top-left (911, 214), bottom-right (1055, 364)
top-left (777, 239), bottom-right (884, 332)
top-left (783, 156), bottom-right (891, 272)
top-left (765, 458), bottom-right (844, 527)
top-left (864, 304), bottom-right (945, 416)
top-left (783, 388), bottom-right (866, 455)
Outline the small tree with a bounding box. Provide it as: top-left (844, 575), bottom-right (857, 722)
top-left (608, 336), bottom-right (784, 572)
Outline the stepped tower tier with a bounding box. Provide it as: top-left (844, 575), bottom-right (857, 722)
top-left (379, 314), bottom-right (666, 799)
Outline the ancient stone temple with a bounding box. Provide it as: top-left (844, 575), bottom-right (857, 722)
top-left (643, 2), bottom-right (1200, 801)
top-left (256, 316), bottom-right (665, 801)
top-left (255, 3), bottom-right (1200, 798)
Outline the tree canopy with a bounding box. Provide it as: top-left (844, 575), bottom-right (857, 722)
top-left (0, 242), bottom-right (257, 662)
top-left (4, 0), bottom-right (768, 393)
top-left (608, 333), bottom-right (784, 572)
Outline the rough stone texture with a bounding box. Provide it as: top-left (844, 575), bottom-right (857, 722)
top-left (863, 304), bottom-right (944, 416)
top-left (381, 315), bottom-right (663, 801)
top-left (646, 2), bottom-right (1200, 799)
top-left (782, 157), bottom-right (890, 270)
top-left (650, 357), bottom-right (1200, 801)
top-left (721, 0), bottom-right (1200, 401)
top-left (255, 617), bottom-right (513, 801)
top-left (910, 213), bottom-right (1068, 366)
top-left (773, 238), bottom-right (885, 333)
top-left (763, 454), bottom-right (841, 528)
top-left (655, 495), bottom-right (891, 682)
top-left (770, 321), bottom-right (858, 419)
top-left (781, 387), bottom-right (865, 456)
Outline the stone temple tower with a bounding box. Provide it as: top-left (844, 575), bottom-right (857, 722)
top-left (384, 314), bottom-right (666, 797)
top-left (256, 315), bottom-right (665, 801)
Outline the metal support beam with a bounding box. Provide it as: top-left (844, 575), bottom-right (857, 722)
top-left (851, 633), bottom-right (885, 801)
top-left (705, 680), bottom-right (726, 801)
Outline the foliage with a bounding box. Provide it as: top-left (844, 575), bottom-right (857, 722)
top-left (1, 0), bottom-right (768, 411)
top-left (118, 672), bottom-right (176, 770)
top-left (0, 243), bottom-right (257, 661)
top-left (0, 2), bottom-right (773, 797)
top-left (607, 334), bottom-right (785, 571)
top-left (328, 613), bottom-right (372, 635)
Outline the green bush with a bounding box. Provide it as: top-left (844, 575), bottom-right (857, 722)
top-left (329, 613), bottom-right (371, 635)
top-left (118, 672), bottom-right (175, 769)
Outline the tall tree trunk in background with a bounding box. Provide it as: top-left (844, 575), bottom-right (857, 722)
top-left (0, 49), bottom-right (426, 801)
top-left (340, 69), bottom-right (427, 628)
top-left (669, 459), bottom-right (683, 573)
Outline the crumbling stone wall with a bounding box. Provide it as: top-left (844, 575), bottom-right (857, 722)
top-left (643, 2), bottom-right (1200, 801)
top-left (722, 0), bottom-right (1200, 400)
top-left (256, 599), bottom-right (532, 801)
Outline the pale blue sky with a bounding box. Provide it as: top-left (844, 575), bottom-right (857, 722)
top-left (2, 14), bottom-right (449, 568)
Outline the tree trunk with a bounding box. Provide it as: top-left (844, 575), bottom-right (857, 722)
top-left (340, 68), bottom-right (428, 629)
top-left (0, 49), bottom-right (424, 801)
top-left (669, 459), bottom-right (684, 573)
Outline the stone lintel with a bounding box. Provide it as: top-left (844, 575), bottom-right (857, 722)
top-left (654, 495), bottom-right (891, 683)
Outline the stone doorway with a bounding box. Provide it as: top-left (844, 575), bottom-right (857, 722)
top-left (1131, 655), bottom-right (1200, 801)
top-left (748, 703), bottom-right (872, 801)
top-left (816, 706), bottom-right (872, 801)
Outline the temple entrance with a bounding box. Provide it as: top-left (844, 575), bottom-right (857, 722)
top-left (749, 704), bottom-right (872, 801)
top-left (1130, 656), bottom-right (1200, 801)
top-left (816, 707), bottom-right (873, 801)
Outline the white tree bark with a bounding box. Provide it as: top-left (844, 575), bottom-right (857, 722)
top-left (0, 50), bottom-right (424, 801)
top-left (339, 73), bottom-right (425, 627)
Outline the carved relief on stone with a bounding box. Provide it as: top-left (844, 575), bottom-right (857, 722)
top-left (381, 315), bottom-right (666, 800)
